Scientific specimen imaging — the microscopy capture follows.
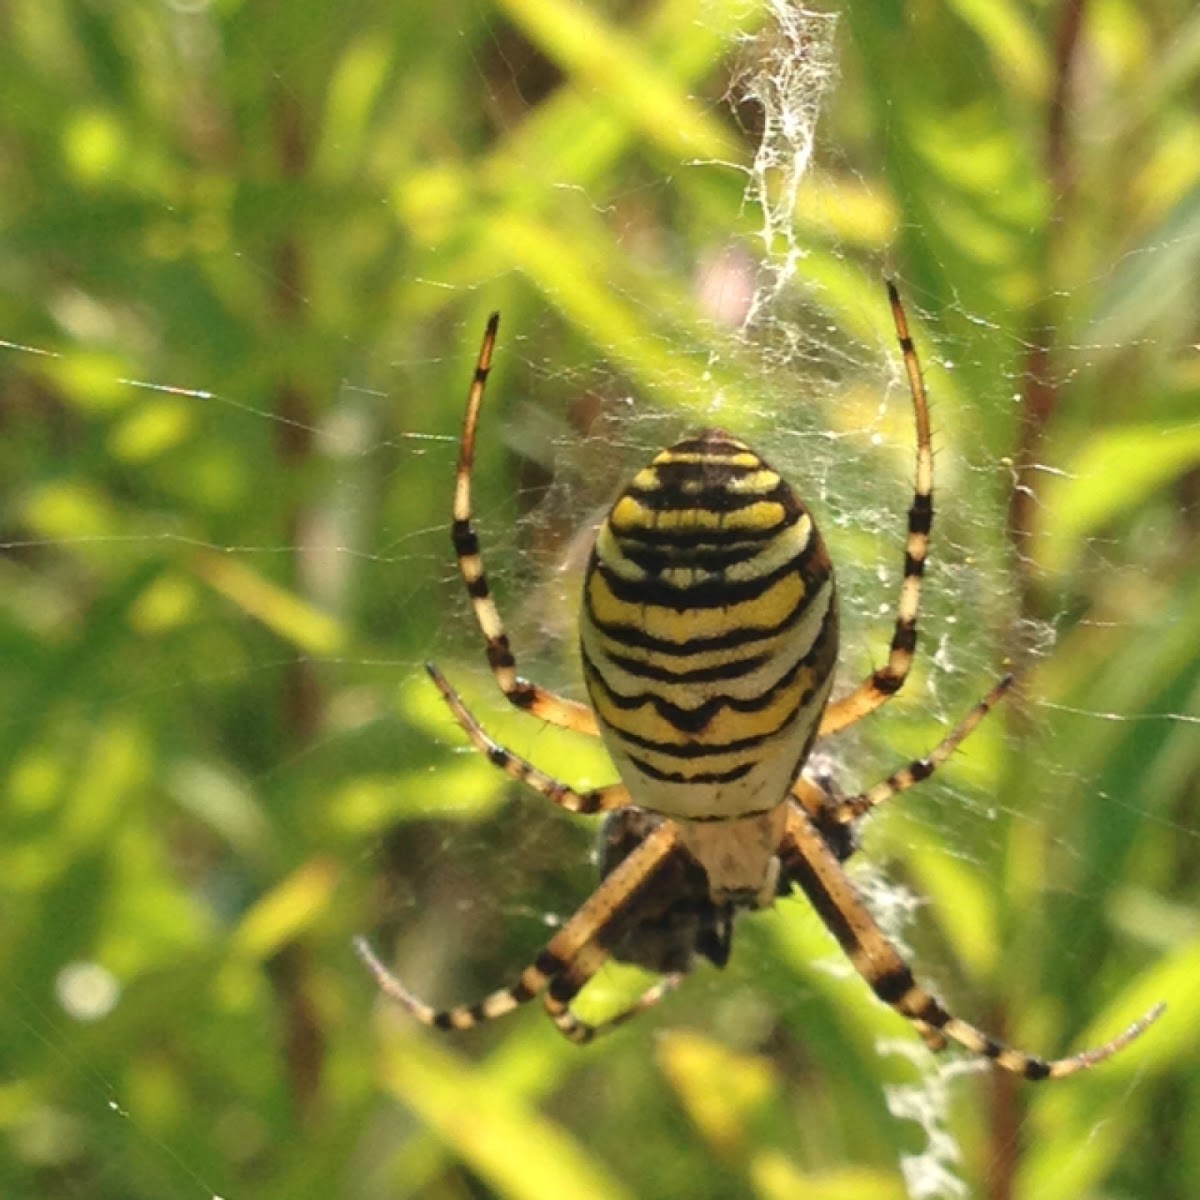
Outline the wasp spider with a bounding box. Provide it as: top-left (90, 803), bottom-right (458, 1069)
top-left (356, 285), bottom-right (1163, 1079)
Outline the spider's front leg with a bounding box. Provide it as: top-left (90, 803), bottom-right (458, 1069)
top-left (820, 283), bottom-right (933, 738)
top-left (778, 803), bottom-right (1163, 1079)
top-left (451, 313), bottom-right (598, 736)
top-left (356, 820), bottom-right (687, 1042)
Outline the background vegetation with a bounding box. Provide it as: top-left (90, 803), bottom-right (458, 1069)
top-left (1, 1), bottom-right (1197, 1198)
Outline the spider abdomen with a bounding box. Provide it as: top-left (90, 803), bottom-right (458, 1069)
top-left (580, 429), bottom-right (839, 822)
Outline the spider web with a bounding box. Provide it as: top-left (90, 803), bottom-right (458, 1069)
top-left (1, 2), bottom-right (1194, 1199)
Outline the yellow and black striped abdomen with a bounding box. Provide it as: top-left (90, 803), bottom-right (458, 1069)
top-left (580, 429), bottom-right (838, 820)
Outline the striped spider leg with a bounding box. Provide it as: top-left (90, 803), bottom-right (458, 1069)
top-left (450, 313), bottom-right (598, 736)
top-left (423, 661), bottom-right (627, 815)
top-left (793, 675), bottom-right (1016, 848)
top-left (820, 282), bottom-right (932, 738)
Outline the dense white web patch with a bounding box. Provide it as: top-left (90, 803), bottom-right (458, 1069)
top-left (732, 1), bottom-right (839, 330)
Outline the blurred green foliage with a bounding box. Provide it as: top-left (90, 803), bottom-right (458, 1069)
top-left (1, 1), bottom-right (1198, 1198)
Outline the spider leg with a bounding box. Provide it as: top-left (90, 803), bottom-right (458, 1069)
top-left (356, 820), bottom-right (683, 1036)
top-left (788, 775), bottom-right (858, 863)
top-left (820, 283), bottom-right (932, 738)
top-left (452, 313), bottom-right (599, 736)
top-left (796, 675), bottom-right (1014, 829)
top-left (834, 674), bottom-right (1013, 822)
top-left (779, 803), bottom-right (1163, 1079)
top-left (542, 943), bottom-right (685, 1043)
top-left (426, 662), bottom-right (628, 814)
top-left (914, 1022), bottom-right (949, 1052)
